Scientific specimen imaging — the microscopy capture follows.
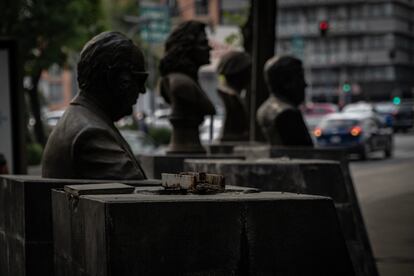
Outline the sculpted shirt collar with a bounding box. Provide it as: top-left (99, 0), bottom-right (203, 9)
top-left (269, 94), bottom-right (297, 108)
top-left (71, 93), bottom-right (114, 125)
top-left (217, 84), bottom-right (238, 96)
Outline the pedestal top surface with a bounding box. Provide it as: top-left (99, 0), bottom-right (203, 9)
top-left (186, 158), bottom-right (338, 165)
top-left (77, 190), bottom-right (329, 203)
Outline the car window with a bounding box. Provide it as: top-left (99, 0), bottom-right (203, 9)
top-left (343, 104), bottom-right (373, 113)
top-left (375, 104), bottom-right (395, 113)
top-left (398, 104), bottom-right (412, 112)
top-left (320, 119), bottom-right (358, 128)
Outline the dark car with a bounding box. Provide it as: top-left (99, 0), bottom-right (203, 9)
top-left (373, 102), bottom-right (395, 128)
top-left (343, 102), bottom-right (392, 128)
top-left (302, 102), bottom-right (339, 131)
top-left (392, 102), bottom-right (413, 132)
top-left (313, 113), bottom-right (393, 160)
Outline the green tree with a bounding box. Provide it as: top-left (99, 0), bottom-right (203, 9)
top-left (0, 0), bottom-right (107, 145)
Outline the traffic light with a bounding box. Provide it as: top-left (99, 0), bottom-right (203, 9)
top-left (393, 96), bottom-right (401, 105)
top-left (319, 20), bottom-right (329, 37)
top-left (342, 83), bottom-right (351, 93)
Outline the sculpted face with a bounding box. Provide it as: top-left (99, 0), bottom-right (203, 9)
top-left (190, 30), bottom-right (211, 67)
top-left (110, 50), bottom-right (148, 121)
top-left (289, 67), bottom-right (307, 106)
top-left (265, 56), bottom-right (307, 107)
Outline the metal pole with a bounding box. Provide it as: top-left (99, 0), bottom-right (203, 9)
top-left (249, 0), bottom-right (277, 141)
top-left (209, 114), bottom-right (214, 142)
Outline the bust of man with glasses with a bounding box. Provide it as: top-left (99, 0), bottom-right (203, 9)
top-left (42, 32), bottom-right (148, 180)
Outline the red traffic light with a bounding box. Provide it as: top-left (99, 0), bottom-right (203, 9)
top-left (319, 20), bottom-right (329, 37)
top-left (319, 21), bottom-right (329, 31)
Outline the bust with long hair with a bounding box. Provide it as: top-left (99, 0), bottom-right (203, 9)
top-left (159, 20), bottom-right (215, 153)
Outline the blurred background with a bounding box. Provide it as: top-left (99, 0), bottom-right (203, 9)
top-left (2, 0), bottom-right (414, 166)
top-left (1, 1), bottom-right (414, 275)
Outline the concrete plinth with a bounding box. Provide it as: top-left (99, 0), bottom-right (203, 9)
top-left (184, 158), bottom-right (377, 276)
top-left (0, 175), bottom-right (160, 276)
top-left (52, 186), bottom-right (354, 276)
top-left (138, 153), bottom-right (244, 179)
top-left (205, 143), bottom-right (235, 154)
top-left (234, 145), bottom-right (349, 163)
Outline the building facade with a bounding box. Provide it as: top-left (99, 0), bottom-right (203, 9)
top-left (38, 64), bottom-right (76, 111)
top-left (276, 0), bottom-right (414, 102)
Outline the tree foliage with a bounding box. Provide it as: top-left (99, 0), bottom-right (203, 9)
top-left (0, 0), bottom-right (107, 144)
top-left (1, 0), bottom-right (107, 74)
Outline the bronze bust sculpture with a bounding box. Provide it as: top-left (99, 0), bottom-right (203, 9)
top-left (257, 56), bottom-right (313, 147)
top-left (216, 51), bottom-right (251, 142)
top-left (159, 20), bottom-right (216, 153)
top-left (42, 32), bottom-right (148, 179)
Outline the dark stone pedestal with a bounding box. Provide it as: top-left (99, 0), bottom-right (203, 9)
top-left (205, 143), bottom-right (235, 154)
top-left (234, 145), bottom-right (349, 161)
top-left (233, 143), bottom-right (269, 159)
top-left (138, 153), bottom-right (244, 179)
top-left (0, 175), bottom-right (160, 276)
top-left (184, 158), bottom-right (377, 276)
top-left (206, 141), bottom-right (270, 155)
top-left (52, 186), bottom-right (354, 276)
top-left (234, 146), bottom-right (377, 276)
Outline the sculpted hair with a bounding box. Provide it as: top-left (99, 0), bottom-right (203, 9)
top-left (77, 31), bottom-right (142, 94)
top-left (159, 20), bottom-right (206, 77)
top-left (217, 51), bottom-right (251, 76)
top-left (264, 55), bottom-right (303, 96)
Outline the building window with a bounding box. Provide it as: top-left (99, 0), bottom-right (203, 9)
top-left (195, 0), bottom-right (208, 15)
top-left (349, 5), bottom-right (363, 19)
top-left (168, 0), bottom-right (179, 17)
top-left (305, 9), bottom-right (316, 22)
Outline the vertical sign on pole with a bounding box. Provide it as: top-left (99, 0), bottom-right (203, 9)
top-left (139, 3), bottom-right (171, 113)
top-left (0, 39), bottom-right (26, 174)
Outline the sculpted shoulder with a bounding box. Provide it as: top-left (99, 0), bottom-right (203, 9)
top-left (165, 73), bottom-right (199, 92)
top-left (257, 96), bottom-right (295, 123)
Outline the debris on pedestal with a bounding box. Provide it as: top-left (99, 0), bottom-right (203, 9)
top-left (161, 172), bottom-right (225, 194)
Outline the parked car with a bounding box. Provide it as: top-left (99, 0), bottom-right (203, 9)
top-left (372, 101), bottom-right (414, 132)
top-left (342, 102), bottom-right (391, 128)
top-left (145, 108), bottom-right (172, 129)
top-left (392, 102), bottom-right (414, 132)
top-left (44, 109), bottom-right (65, 134)
top-left (302, 102), bottom-right (339, 131)
top-left (120, 130), bottom-right (160, 155)
top-left (373, 102), bottom-right (395, 128)
top-left (313, 113), bottom-right (393, 160)
top-left (342, 102), bottom-right (374, 114)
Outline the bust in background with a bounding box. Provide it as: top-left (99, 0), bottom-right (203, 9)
top-left (216, 51), bottom-right (251, 142)
top-left (42, 32), bottom-right (148, 179)
top-left (257, 56), bottom-right (313, 147)
top-left (159, 20), bottom-right (216, 153)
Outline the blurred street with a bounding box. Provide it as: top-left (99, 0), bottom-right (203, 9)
top-left (351, 131), bottom-right (414, 276)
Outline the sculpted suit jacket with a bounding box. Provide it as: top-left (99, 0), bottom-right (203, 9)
top-left (257, 95), bottom-right (314, 147)
top-left (217, 86), bottom-right (249, 142)
top-left (42, 94), bottom-right (146, 180)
